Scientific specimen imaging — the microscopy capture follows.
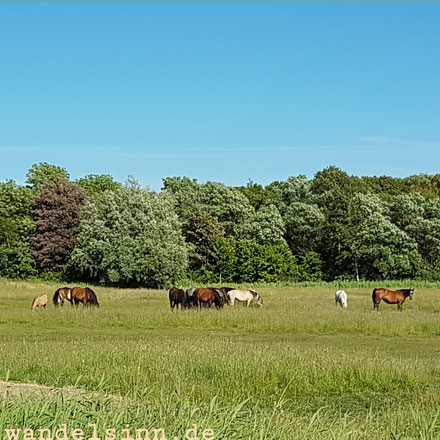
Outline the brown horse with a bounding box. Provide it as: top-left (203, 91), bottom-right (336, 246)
top-left (71, 287), bottom-right (99, 307)
top-left (194, 288), bottom-right (224, 310)
top-left (372, 288), bottom-right (414, 311)
top-left (208, 287), bottom-right (235, 305)
top-left (53, 286), bottom-right (99, 307)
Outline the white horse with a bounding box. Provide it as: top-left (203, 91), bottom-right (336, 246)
top-left (335, 290), bottom-right (348, 308)
top-left (228, 289), bottom-right (263, 307)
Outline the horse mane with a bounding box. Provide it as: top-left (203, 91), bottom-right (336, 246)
top-left (398, 289), bottom-right (413, 296)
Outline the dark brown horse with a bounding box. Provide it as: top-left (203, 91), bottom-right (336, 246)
top-left (169, 287), bottom-right (187, 310)
top-left (53, 286), bottom-right (99, 307)
top-left (372, 288), bottom-right (414, 311)
top-left (208, 287), bottom-right (235, 305)
top-left (194, 288), bottom-right (224, 310)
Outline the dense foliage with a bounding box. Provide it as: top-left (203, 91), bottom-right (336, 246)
top-left (2, 162), bottom-right (440, 285)
top-left (30, 178), bottom-right (87, 272)
top-left (68, 181), bottom-right (188, 287)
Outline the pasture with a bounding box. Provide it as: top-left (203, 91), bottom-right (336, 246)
top-left (0, 280), bottom-right (439, 439)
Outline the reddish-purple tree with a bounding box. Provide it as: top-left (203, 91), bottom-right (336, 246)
top-left (30, 179), bottom-right (87, 272)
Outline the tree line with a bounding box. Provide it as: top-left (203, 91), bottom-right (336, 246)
top-left (2, 163), bottom-right (440, 287)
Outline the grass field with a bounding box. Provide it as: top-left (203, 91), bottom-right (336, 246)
top-left (0, 280), bottom-right (439, 439)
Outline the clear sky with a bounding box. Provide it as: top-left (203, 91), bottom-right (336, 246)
top-left (1, 2), bottom-right (439, 190)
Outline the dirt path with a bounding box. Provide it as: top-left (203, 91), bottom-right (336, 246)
top-left (0, 380), bottom-right (123, 403)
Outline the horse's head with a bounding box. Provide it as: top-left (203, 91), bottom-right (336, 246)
top-left (408, 288), bottom-right (415, 300)
top-left (251, 290), bottom-right (263, 307)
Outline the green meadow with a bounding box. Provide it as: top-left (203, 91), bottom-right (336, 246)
top-left (0, 280), bottom-right (439, 439)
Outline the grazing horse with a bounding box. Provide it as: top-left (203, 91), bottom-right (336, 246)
top-left (185, 287), bottom-right (196, 308)
top-left (71, 287), bottom-right (99, 307)
top-left (169, 287), bottom-right (187, 310)
top-left (335, 290), bottom-right (348, 308)
top-left (53, 287), bottom-right (73, 306)
top-left (372, 288), bottom-right (414, 311)
top-left (53, 286), bottom-right (99, 307)
top-left (193, 288), bottom-right (224, 310)
top-left (31, 295), bottom-right (48, 310)
top-left (228, 289), bottom-right (263, 307)
top-left (208, 287), bottom-right (235, 306)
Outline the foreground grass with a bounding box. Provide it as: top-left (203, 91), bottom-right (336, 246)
top-left (0, 280), bottom-right (439, 439)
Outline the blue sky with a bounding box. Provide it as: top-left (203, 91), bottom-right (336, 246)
top-left (1, 2), bottom-right (439, 190)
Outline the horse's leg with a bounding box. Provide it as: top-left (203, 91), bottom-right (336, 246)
top-left (246, 300), bottom-right (251, 307)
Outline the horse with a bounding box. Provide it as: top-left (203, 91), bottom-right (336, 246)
top-left (71, 287), bottom-right (99, 307)
top-left (53, 287), bottom-right (73, 306)
top-left (53, 286), bottom-right (99, 307)
top-left (31, 295), bottom-right (48, 310)
top-left (372, 288), bottom-right (414, 311)
top-left (185, 287), bottom-right (196, 308)
top-left (169, 287), bottom-right (188, 310)
top-left (208, 287), bottom-right (235, 306)
top-left (335, 290), bottom-right (348, 308)
top-left (193, 288), bottom-right (224, 310)
top-left (228, 289), bottom-right (263, 307)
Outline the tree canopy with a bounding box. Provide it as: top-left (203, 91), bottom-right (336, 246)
top-left (2, 164), bottom-right (440, 284)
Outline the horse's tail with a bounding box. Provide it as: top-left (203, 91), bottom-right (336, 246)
top-left (372, 288), bottom-right (377, 303)
top-left (53, 289), bottom-right (60, 306)
top-left (31, 297), bottom-right (37, 310)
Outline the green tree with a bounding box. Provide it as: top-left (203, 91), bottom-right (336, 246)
top-left (237, 180), bottom-right (270, 210)
top-left (76, 174), bottom-right (120, 198)
top-left (183, 213), bottom-right (225, 269)
top-left (342, 194), bottom-right (421, 280)
top-left (283, 202), bottom-right (324, 256)
top-left (236, 204), bottom-right (286, 246)
top-left (68, 183), bottom-right (188, 287)
top-left (208, 238), bottom-right (300, 283)
top-left (0, 181), bottom-right (37, 278)
top-left (26, 162), bottom-right (69, 191)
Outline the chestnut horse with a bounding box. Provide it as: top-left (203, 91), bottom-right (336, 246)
top-left (53, 286), bottom-right (99, 307)
top-left (193, 288), bottom-right (224, 310)
top-left (372, 288), bottom-right (414, 311)
top-left (71, 287), bottom-right (99, 307)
